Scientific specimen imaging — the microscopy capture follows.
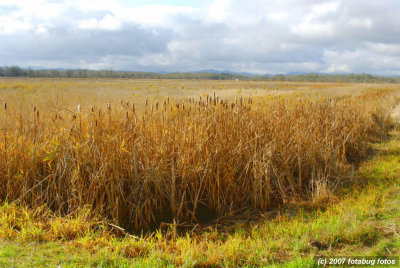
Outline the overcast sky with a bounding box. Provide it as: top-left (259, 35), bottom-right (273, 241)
top-left (1, 0), bottom-right (400, 75)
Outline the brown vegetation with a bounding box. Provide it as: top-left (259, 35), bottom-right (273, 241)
top-left (0, 79), bottom-right (396, 231)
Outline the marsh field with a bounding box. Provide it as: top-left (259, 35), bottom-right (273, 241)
top-left (0, 78), bottom-right (399, 266)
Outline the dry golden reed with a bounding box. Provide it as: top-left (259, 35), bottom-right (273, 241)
top-left (0, 89), bottom-right (395, 230)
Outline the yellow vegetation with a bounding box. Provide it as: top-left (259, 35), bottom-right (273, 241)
top-left (0, 79), bottom-right (397, 231)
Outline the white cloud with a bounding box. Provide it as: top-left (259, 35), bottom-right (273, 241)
top-left (208, 0), bottom-right (232, 22)
top-left (78, 18), bottom-right (98, 29)
top-left (120, 5), bottom-right (194, 27)
top-left (99, 14), bottom-right (121, 30)
top-left (0, 0), bottom-right (399, 75)
top-left (309, 2), bottom-right (340, 17)
top-left (348, 17), bottom-right (372, 29)
top-left (292, 22), bottom-right (334, 38)
top-left (267, 12), bottom-right (288, 21)
top-left (0, 17), bottom-right (31, 34)
top-left (366, 42), bottom-right (400, 56)
top-left (35, 24), bottom-right (48, 34)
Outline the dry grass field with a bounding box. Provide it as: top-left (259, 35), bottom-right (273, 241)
top-left (0, 78), bottom-right (399, 266)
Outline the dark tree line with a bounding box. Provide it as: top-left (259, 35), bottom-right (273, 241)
top-left (0, 66), bottom-right (399, 83)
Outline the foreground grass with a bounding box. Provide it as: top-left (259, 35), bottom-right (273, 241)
top-left (0, 129), bottom-right (399, 267)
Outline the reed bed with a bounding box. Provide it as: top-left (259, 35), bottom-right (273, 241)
top-left (0, 90), bottom-right (395, 230)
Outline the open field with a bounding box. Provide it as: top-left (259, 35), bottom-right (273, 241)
top-left (0, 78), bottom-right (399, 266)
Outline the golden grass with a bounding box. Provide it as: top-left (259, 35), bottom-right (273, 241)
top-left (0, 79), bottom-right (398, 231)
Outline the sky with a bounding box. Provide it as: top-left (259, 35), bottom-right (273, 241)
top-left (0, 0), bottom-right (400, 75)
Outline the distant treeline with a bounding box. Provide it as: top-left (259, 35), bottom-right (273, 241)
top-left (1, 66), bottom-right (399, 83)
top-left (257, 73), bottom-right (400, 83)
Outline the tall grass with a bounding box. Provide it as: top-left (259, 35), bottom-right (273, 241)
top-left (0, 89), bottom-right (395, 230)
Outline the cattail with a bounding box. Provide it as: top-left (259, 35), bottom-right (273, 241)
top-left (155, 100), bottom-right (159, 110)
top-left (107, 103), bottom-right (111, 111)
top-left (33, 106), bottom-right (36, 112)
top-left (91, 106), bottom-right (94, 113)
top-left (4, 102), bottom-right (6, 110)
top-left (145, 99), bottom-right (149, 106)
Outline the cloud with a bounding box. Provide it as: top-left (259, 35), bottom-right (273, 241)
top-left (0, 0), bottom-right (399, 75)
